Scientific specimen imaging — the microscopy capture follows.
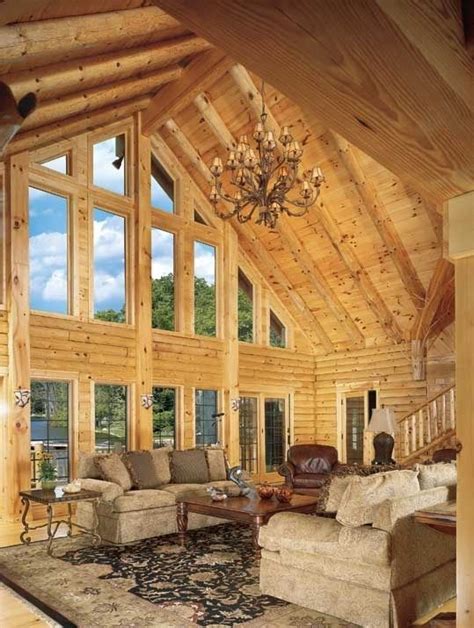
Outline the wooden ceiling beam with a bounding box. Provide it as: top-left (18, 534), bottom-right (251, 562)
top-left (5, 95), bottom-right (151, 156)
top-left (3, 35), bottom-right (211, 103)
top-left (330, 132), bottom-right (426, 309)
top-left (0, 7), bottom-right (184, 74)
top-left (20, 65), bottom-right (181, 132)
top-left (164, 118), bottom-right (213, 183)
top-left (192, 87), bottom-right (364, 345)
top-left (152, 0), bottom-right (474, 202)
top-left (194, 93), bottom-right (236, 151)
top-left (142, 49), bottom-right (233, 136)
top-left (411, 257), bottom-right (454, 341)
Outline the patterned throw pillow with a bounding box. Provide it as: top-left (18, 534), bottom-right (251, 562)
top-left (150, 447), bottom-right (172, 485)
top-left (123, 451), bottom-right (160, 489)
top-left (171, 449), bottom-right (210, 484)
top-left (415, 462), bottom-right (457, 490)
top-left (336, 470), bottom-right (420, 528)
top-left (205, 448), bottom-right (227, 481)
top-left (95, 453), bottom-right (132, 491)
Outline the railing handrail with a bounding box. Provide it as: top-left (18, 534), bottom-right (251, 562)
top-left (397, 384), bottom-right (455, 424)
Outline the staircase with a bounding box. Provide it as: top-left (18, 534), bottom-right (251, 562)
top-left (397, 385), bottom-right (456, 465)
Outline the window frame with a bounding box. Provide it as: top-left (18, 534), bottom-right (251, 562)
top-left (150, 151), bottom-right (176, 215)
top-left (150, 225), bottom-right (177, 333)
top-left (194, 387), bottom-right (221, 447)
top-left (88, 123), bottom-right (134, 200)
top-left (193, 238), bottom-right (219, 339)
top-left (151, 385), bottom-right (179, 449)
top-left (268, 305), bottom-right (290, 349)
top-left (237, 266), bottom-right (255, 344)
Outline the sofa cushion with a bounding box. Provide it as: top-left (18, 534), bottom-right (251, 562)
top-left (150, 447), bottom-right (172, 485)
top-left (205, 448), bottom-right (227, 481)
top-left (171, 449), bottom-right (209, 484)
top-left (79, 478), bottom-right (124, 502)
top-left (77, 453), bottom-right (105, 479)
top-left (161, 483), bottom-right (211, 499)
top-left (124, 451), bottom-right (160, 489)
top-left (293, 473), bottom-right (328, 489)
top-left (259, 512), bottom-right (390, 567)
top-left (95, 453), bottom-right (132, 491)
top-left (372, 486), bottom-right (451, 532)
top-left (113, 489), bottom-right (176, 513)
top-left (415, 462), bottom-right (457, 490)
top-left (336, 470), bottom-right (420, 528)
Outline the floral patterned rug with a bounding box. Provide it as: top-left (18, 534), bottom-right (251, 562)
top-left (0, 523), bottom-right (357, 627)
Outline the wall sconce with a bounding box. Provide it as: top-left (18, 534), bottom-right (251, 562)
top-left (14, 388), bottom-right (31, 408)
top-left (231, 398), bottom-right (241, 411)
top-left (140, 393), bottom-right (153, 410)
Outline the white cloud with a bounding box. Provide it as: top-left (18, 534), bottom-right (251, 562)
top-left (43, 269), bottom-right (67, 301)
top-left (29, 231), bottom-right (67, 303)
top-left (93, 213), bottom-right (125, 261)
top-left (194, 247), bottom-right (216, 285)
top-left (94, 271), bottom-right (125, 304)
top-left (93, 138), bottom-right (125, 195)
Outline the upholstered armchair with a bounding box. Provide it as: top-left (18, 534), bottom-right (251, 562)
top-left (278, 444), bottom-right (340, 495)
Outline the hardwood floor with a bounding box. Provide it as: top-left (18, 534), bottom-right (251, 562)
top-left (0, 518), bottom-right (69, 628)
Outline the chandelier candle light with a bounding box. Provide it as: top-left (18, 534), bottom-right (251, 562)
top-left (208, 82), bottom-right (325, 229)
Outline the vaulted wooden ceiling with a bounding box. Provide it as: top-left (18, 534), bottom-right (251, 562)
top-left (1, 0), bottom-right (460, 354)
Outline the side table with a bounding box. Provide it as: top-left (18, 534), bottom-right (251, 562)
top-left (19, 488), bottom-right (102, 556)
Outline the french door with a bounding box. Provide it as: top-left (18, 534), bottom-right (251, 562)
top-left (338, 388), bottom-right (378, 464)
top-left (239, 393), bottom-right (290, 481)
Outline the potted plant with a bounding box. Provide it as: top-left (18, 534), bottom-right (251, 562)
top-left (38, 456), bottom-right (57, 491)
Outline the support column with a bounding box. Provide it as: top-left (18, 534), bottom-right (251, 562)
top-left (223, 223), bottom-right (239, 465)
top-left (447, 191), bottom-right (474, 623)
top-left (6, 152), bottom-right (30, 520)
top-left (134, 114), bottom-right (153, 449)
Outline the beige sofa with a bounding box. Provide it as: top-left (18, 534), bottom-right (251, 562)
top-left (259, 465), bottom-right (457, 628)
top-left (76, 448), bottom-right (237, 544)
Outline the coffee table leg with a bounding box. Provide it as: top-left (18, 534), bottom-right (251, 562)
top-left (252, 517), bottom-right (264, 559)
top-left (177, 502), bottom-right (188, 546)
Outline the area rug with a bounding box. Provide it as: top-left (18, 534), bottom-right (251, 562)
top-left (0, 523), bottom-right (358, 627)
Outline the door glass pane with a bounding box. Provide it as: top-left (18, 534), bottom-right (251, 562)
top-left (195, 389), bottom-right (218, 446)
top-left (239, 397), bottom-right (258, 474)
top-left (153, 387), bottom-right (176, 448)
top-left (264, 398), bottom-right (286, 472)
top-left (30, 380), bottom-right (70, 487)
top-left (346, 396), bottom-right (365, 464)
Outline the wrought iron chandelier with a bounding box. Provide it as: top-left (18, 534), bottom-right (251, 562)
top-left (208, 82), bottom-right (324, 230)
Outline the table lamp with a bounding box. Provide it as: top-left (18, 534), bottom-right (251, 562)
top-left (367, 405), bottom-right (396, 465)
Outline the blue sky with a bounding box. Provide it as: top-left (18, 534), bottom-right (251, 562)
top-left (30, 138), bottom-right (216, 317)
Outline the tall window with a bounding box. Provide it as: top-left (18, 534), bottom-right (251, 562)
top-left (30, 380), bottom-right (70, 487)
top-left (29, 187), bottom-right (69, 314)
top-left (239, 397), bottom-right (258, 474)
top-left (265, 398), bottom-right (286, 472)
top-left (151, 228), bottom-right (175, 331)
top-left (93, 208), bottom-right (126, 322)
top-left (238, 268), bottom-right (254, 342)
top-left (269, 309), bottom-right (286, 348)
top-left (152, 387), bottom-right (176, 448)
top-left (151, 155), bottom-right (174, 213)
top-left (93, 135), bottom-right (126, 195)
top-left (40, 154), bottom-right (69, 175)
top-left (194, 241), bottom-right (216, 336)
top-left (94, 384), bottom-right (128, 452)
top-left (195, 389), bottom-right (218, 446)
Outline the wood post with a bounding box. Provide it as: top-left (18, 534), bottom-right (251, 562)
top-left (447, 191), bottom-right (474, 622)
top-left (5, 152), bottom-right (31, 520)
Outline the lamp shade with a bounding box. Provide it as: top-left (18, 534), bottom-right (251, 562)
top-left (367, 406), bottom-right (396, 434)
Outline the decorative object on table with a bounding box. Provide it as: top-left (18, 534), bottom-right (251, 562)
top-left (63, 479), bottom-right (82, 494)
top-left (274, 486), bottom-right (293, 503)
top-left (257, 483), bottom-right (274, 500)
top-left (366, 405), bottom-right (396, 465)
top-left (38, 455), bottom-right (58, 490)
top-left (14, 387), bottom-right (31, 407)
top-left (208, 81), bottom-right (324, 230)
top-left (207, 486), bottom-right (228, 502)
top-left (228, 465), bottom-right (256, 497)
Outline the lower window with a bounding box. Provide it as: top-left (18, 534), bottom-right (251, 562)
top-left (30, 380), bottom-right (70, 487)
top-left (152, 387), bottom-right (176, 448)
top-left (94, 384), bottom-right (128, 452)
top-left (195, 389), bottom-right (218, 446)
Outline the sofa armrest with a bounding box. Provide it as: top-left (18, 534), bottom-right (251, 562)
top-left (79, 478), bottom-right (124, 503)
top-left (278, 461), bottom-right (296, 485)
top-left (372, 485), bottom-right (453, 532)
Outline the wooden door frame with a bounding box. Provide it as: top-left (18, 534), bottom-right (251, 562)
top-left (336, 381), bottom-right (380, 464)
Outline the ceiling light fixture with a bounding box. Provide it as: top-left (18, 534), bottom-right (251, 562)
top-left (209, 81), bottom-right (324, 230)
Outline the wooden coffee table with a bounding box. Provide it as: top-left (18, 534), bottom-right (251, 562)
top-left (176, 493), bottom-right (319, 557)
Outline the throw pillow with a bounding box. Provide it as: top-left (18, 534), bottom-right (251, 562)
top-left (95, 453), bottom-right (132, 491)
top-left (317, 475), bottom-right (354, 514)
top-left (150, 447), bottom-right (172, 485)
top-left (77, 453), bottom-right (105, 479)
top-left (205, 448), bottom-right (227, 481)
top-left (415, 462), bottom-right (457, 490)
top-left (171, 449), bottom-right (209, 484)
top-left (123, 451), bottom-right (160, 489)
top-left (336, 469), bottom-right (420, 528)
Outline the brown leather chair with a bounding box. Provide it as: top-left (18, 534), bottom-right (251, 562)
top-left (432, 448), bottom-right (457, 463)
top-left (278, 444), bottom-right (340, 495)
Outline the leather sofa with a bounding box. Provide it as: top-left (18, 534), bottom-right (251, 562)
top-left (278, 444), bottom-right (340, 495)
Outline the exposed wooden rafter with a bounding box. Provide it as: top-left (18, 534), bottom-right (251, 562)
top-left (194, 92), bottom-right (236, 151)
top-left (164, 118), bottom-right (213, 183)
top-left (142, 49), bottom-right (232, 136)
top-left (4, 35), bottom-right (211, 103)
top-left (330, 132), bottom-right (426, 310)
top-left (152, 0), bottom-right (474, 201)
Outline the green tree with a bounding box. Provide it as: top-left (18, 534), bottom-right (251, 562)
top-left (95, 306), bottom-right (126, 323)
top-left (238, 287), bottom-right (253, 342)
top-left (152, 387), bottom-right (176, 447)
top-left (95, 384), bottom-right (127, 451)
top-left (194, 276), bottom-right (216, 336)
top-left (151, 273), bottom-right (174, 330)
